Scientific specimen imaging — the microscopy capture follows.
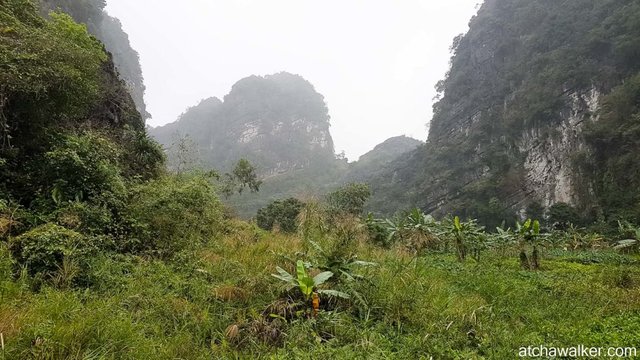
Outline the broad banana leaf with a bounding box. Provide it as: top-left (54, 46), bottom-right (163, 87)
top-left (317, 289), bottom-right (350, 299)
top-left (312, 271), bottom-right (334, 286)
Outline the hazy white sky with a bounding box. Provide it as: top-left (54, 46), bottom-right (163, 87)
top-left (105, 0), bottom-right (480, 160)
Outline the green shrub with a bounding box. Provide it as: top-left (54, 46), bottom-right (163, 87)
top-left (256, 198), bottom-right (304, 233)
top-left (326, 183), bottom-right (371, 216)
top-left (9, 223), bottom-right (97, 277)
top-left (43, 133), bottom-right (126, 205)
top-left (120, 130), bottom-right (165, 180)
top-left (364, 213), bottom-right (392, 247)
top-left (548, 202), bottom-right (583, 229)
top-left (123, 174), bottom-right (223, 257)
top-left (53, 200), bottom-right (118, 236)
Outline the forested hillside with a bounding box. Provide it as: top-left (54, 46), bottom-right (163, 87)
top-left (40, 0), bottom-right (149, 118)
top-left (345, 136), bottom-right (423, 183)
top-left (370, 0), bottom-right (640, 228)
top-left (149, 74), bottom-right (425, 217)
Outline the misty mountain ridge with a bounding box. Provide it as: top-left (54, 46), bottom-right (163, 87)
top-left (149, 71), bottom-right (422, 176)
top-left (149, 72), bottom-right (337, 176)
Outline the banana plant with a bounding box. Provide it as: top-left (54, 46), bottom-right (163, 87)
top-left (451, 216), bottom-right (467, 262)
top-left (449, 216), bottom-right (488, 262)
top-left (516, 219), bottom-right (541, 270)
top-left (272, 260), bottom-right (350, 301)
top-left (493, 226), bottom-right (516, 256)
top-left (614, 221), bottom-right (640, 252)
top-left (385, 216), bottom-right (407, 244)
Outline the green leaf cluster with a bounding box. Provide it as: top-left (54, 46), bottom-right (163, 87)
top-left (256, 197), bottom-right (304, 233)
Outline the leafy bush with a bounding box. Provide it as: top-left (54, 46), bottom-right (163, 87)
top-left (53, 200), bottom-right (118, 236)
top-left (256, 198), bottom-right (304, 233)
top-left (0, 198), bottom-right (33, 240)
top-left (548, 203), bottom-right (583, 230)
top-left (9, 223), bottom-right (97, 277)
top-left (123, 174), bottom-right (223, 257)
top-left (42, 133), bottom-right (126, 205)
top-left (364, 213), bottom-right (391, 247)
top-left (0, 2), bottom-right (107, 120)
top-left (221, 158), bottom-right (263, 197)
top-left (326, 183), bottom-right (371, 216)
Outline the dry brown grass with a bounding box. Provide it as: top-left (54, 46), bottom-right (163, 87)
top-left (0, 306), bottom-right (22, 341)
top-left (213, 285), bottom-right (249, 302)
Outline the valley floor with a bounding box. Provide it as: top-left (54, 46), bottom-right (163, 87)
top-left (1, 221), bottom-right (639, 359)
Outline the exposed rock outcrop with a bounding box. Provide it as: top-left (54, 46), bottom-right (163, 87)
top-left (518, 87), bottom-right (600, 208)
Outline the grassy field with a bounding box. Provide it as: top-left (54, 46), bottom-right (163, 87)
top-left (1, 219), bottom-right (639, 359)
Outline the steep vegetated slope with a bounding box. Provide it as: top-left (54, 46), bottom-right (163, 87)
top-left (0, 0), bottom-right (162, 206)
top-left (1, 0), bottom-right (230, 277)
top-left (150, 72), bottom-right (336, 175)
top-left (1, 1), bottom-right (273, 264)
top-left (345, 135), bottom-right (423, 183)
top-left (2, 2), bottom-right (640, 359)
top-left (226, 137), bottom-right (422, 218)
top-left (370, 0), bottom-right (640, 226)
top-left (40, 0), bottom-right (149, 118)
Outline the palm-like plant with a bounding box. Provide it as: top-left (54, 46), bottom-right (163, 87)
top-left (493, 226), bottom-right (517, 256)
top-left (272, 260), bottom-right (350, 303)
top-left (385, 216), bottom-right (407, 245)
top-left (614, 221), bottom-right (640, 252)
top-left (364, 212), bottom-right (391, 247)
top-left (449, 216), bottom-right (487, 262)
top-left (451, 216), bottom-right (467, 262)
top-left (404, 208), bottom-right (441, 253)
top-left (308, 240), bottom-right (377, 282)
top-left (517, 219), bottom-right (541, 270)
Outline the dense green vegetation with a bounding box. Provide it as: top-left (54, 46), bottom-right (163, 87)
top-left (344, 136), bottom-right (422, 183)
top-left (256, 198), bottom-right (304, 233)
top-left (581, 73), bottom-right (640, 222)
top-left (41, 0), bottom-right (149, 118)
top-left (0, 0), bottom-right (162, 205)
top-left (2, 200), bottom-right (640, 358)
top-left (2, 0), bottom-right (640, 358)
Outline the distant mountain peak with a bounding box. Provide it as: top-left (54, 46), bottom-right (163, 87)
top-left (149, 73), bottom-right (335, 175)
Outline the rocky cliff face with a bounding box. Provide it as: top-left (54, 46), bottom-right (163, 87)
top-left (518, 87), bottom-right (601, 209)
top-left (149, 72), bottom-right (335, 175)
top-left (369, 0), bottom-right (640, 223)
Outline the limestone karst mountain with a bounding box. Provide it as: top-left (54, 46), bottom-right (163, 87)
top-left (149, 72), bottom-right (335, 176)
top-left (368, 0), bottom-right (640, 225)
